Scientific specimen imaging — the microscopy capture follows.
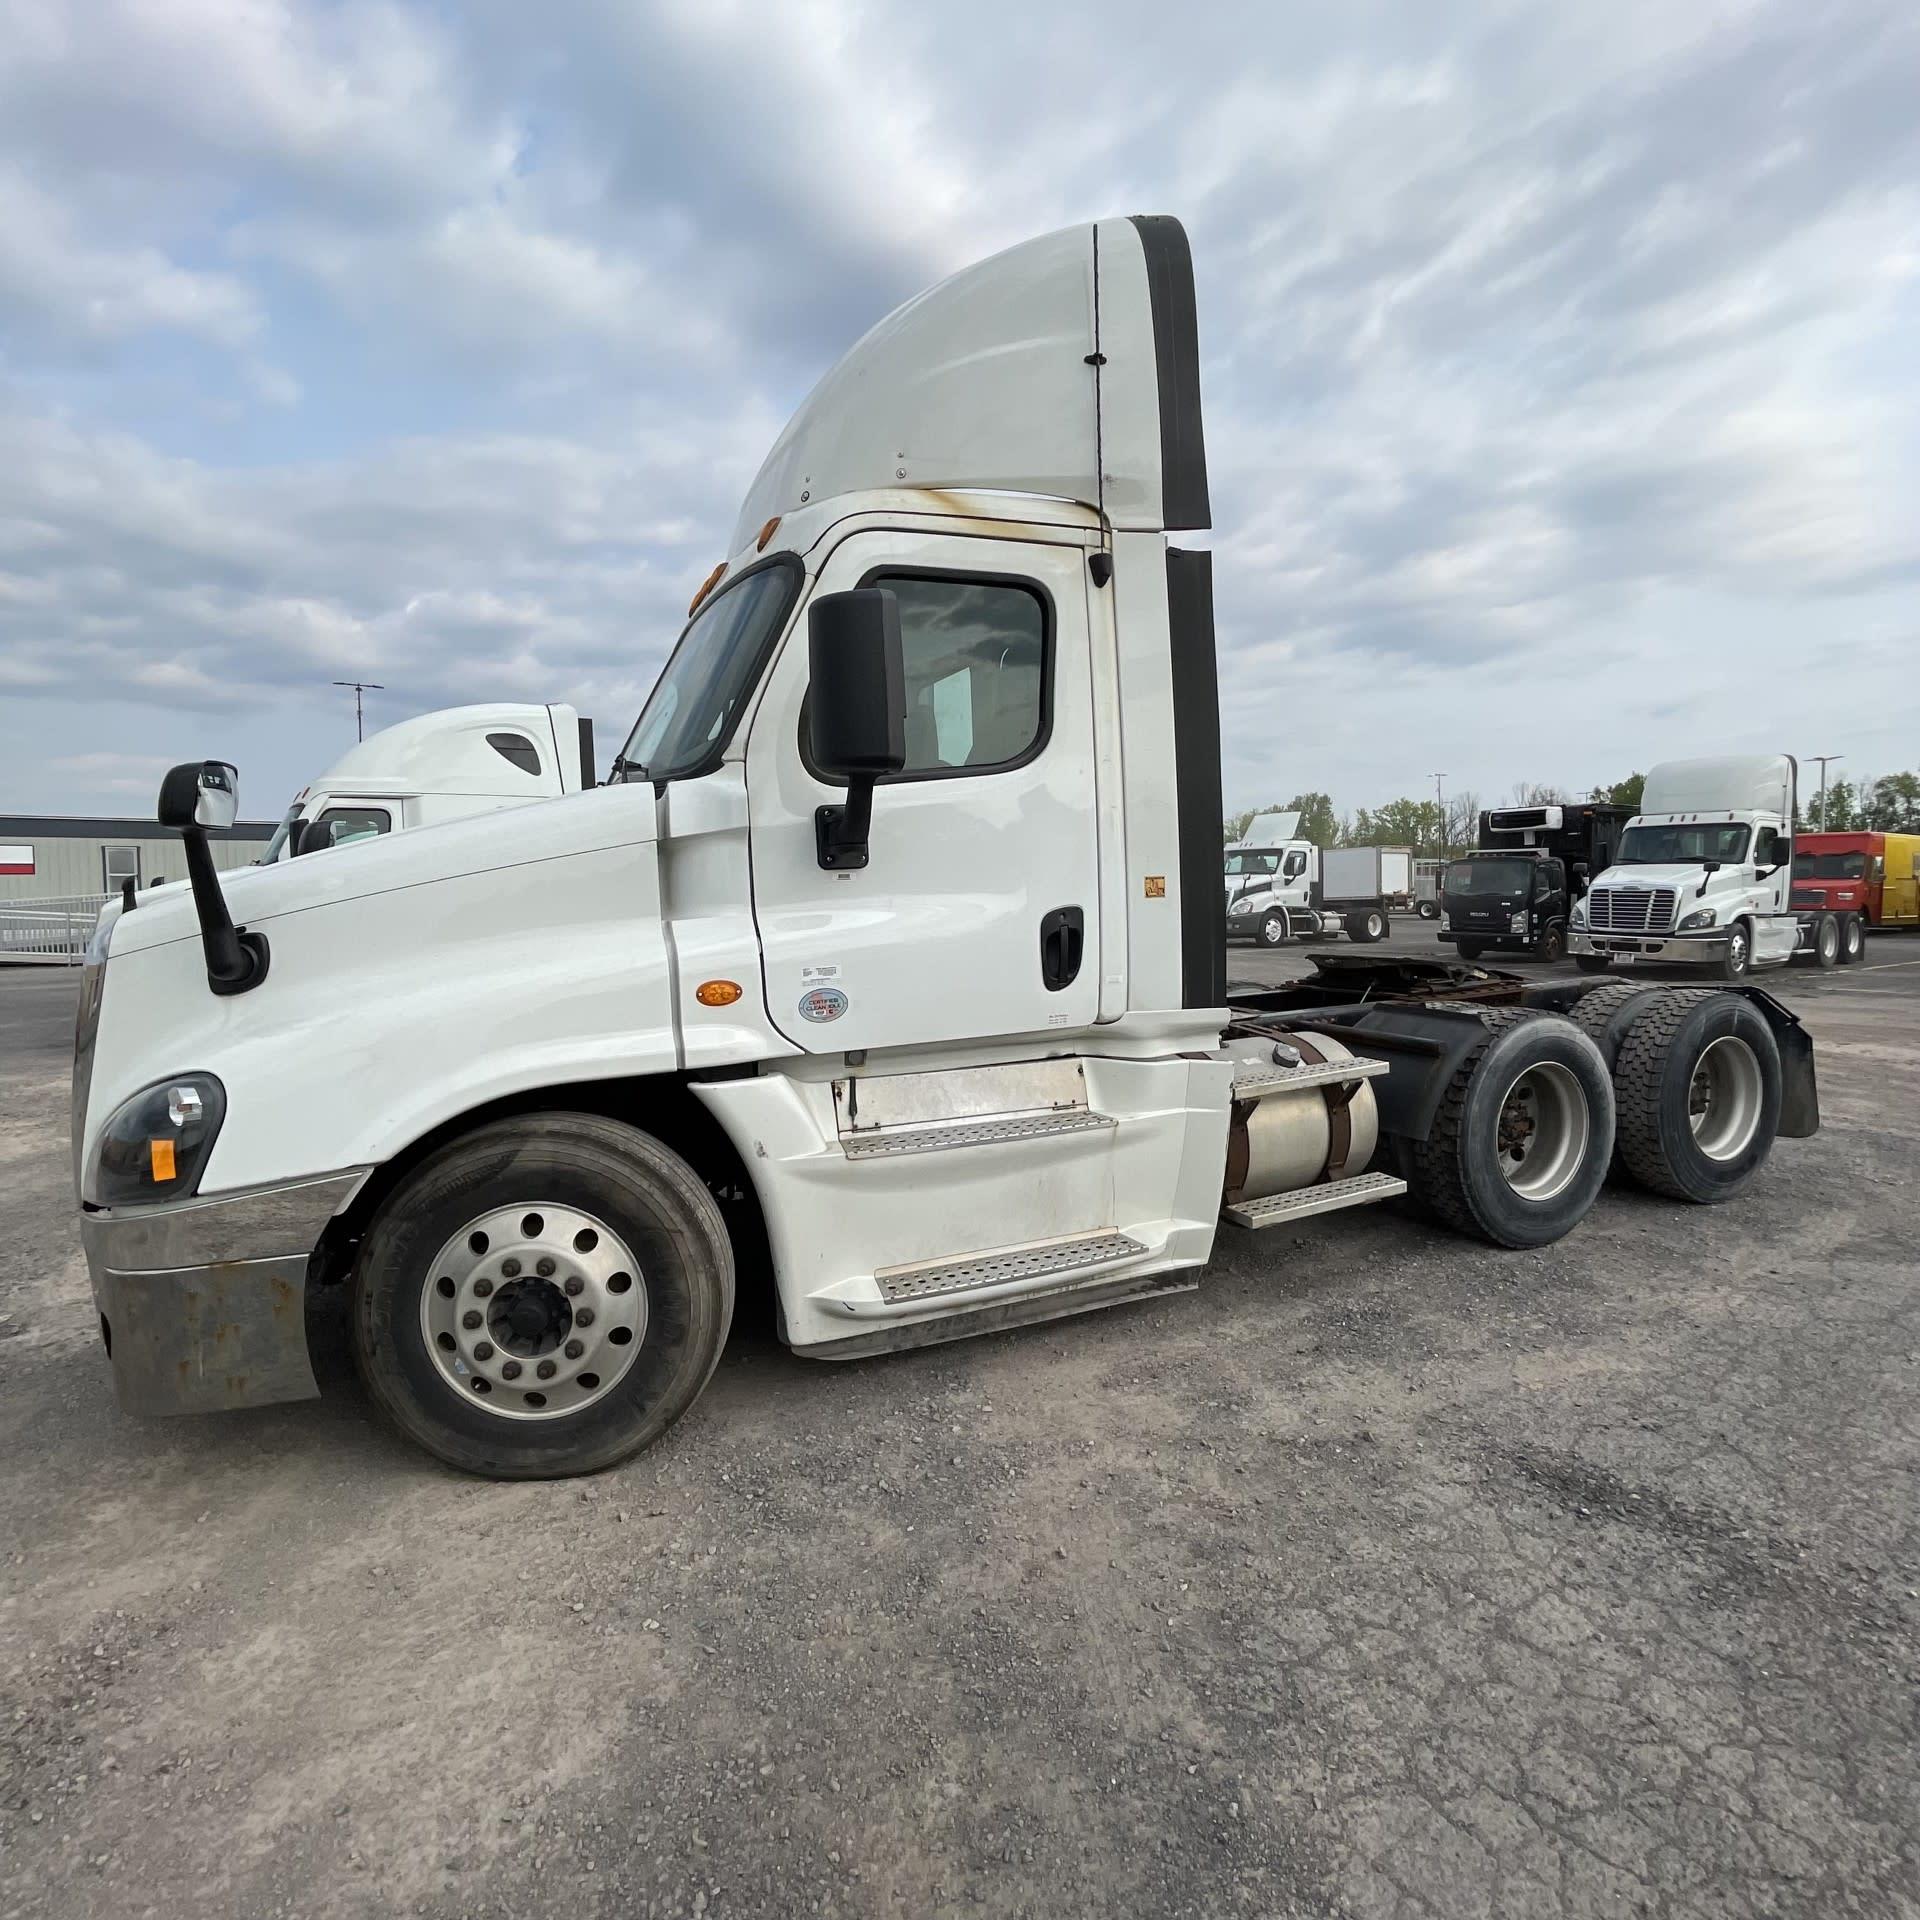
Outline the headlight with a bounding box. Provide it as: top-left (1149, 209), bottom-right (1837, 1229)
top-left (1679, 908), bottom-right (1717, 931)
top-left (1509, 912), bottom-right (1528, 933)
top-left (1570, 899), bottom-right (1587, 928)
top-left (92, 1075), bottom-right (227, 1205)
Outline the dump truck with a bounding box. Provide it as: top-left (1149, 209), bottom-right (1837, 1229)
top-left (71, 217), bottom-right (1817, 1477)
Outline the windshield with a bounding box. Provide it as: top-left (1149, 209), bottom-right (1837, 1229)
top-left (617, 559), bottom-right (801, 782)
top-left (1618, 823), bottom-right (1750, 866)
top-left (1223, 851), bottom-right (1279, 876)
top-left (261, 805), bottom-right (301, 863)
top-left (1444, 856), bottom-right (1534, 894)
top-left (1794, 850), bottom-right (1866, 880)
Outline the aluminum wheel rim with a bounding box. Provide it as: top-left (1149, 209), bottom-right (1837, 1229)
top-left (419, 1203), bottom-right (646, 1421)
top-left (1494, 1061), bottom-right (1589, 1202)
top-left (1688, 1036), bottom-right (1764, 1161)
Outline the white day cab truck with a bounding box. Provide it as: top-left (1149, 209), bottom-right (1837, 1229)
top-left (261, 703), bottom-right (595, 859)
top-left (1224, 812), bottom-right (1407, 946)
top-left (1570, 757), bottom-right (1805, 981)
top-left (72, 219), bottom-right (1818, 1478)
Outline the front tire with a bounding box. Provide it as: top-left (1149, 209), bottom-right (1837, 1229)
top-left (1574, 953), bottom-right (1612, 975)
top-left (1259, 910), bottom-right (1289, 948)
top-left (1537, 923), bottom-right (1567, 965)
top-left (1402, 1009), bottom-right (1614, 1248)
top-left (1455, 940), bottom-right (1487, 961)
top-left (1612, 991), bottom-right (1781, 1202)
top-left (352, 1113), bottom-right (734, 1479)
top-left (1714, 920), bottom-right (1752, 981)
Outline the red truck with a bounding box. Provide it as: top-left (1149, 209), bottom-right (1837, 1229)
top-left (1791, 830), bottom-right (1920, 964)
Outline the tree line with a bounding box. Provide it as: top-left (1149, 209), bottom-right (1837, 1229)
top-left (1224, 767), bottom-right (1920, 853)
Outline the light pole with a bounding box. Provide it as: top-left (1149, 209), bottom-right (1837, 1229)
top-left (1430, 772), bottom-right (1447, 853)
top-left (333, 680), bottom-right (385, 743)
top-left (1807, 754), bottom-right (1843, 830)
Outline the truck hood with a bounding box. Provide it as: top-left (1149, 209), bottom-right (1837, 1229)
top-left (109, 783), bottom-right (658, 959)
top-left (1591, 864), bottom-right (1711, 892)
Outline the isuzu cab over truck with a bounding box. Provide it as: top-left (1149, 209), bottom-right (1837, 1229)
top-left (1570, 757), bottom-right (1799, 980)
top-left (1440, 804), bottom-right (1631, 964)
top-left (71, 219), bottom-right (1818, 1478)
top-left (260, 703), bottom-right (594, 860)
top-left (1791, 831), bottom-right (1919, 959)
top-left (1224, 814), bottom-right (1402, 946)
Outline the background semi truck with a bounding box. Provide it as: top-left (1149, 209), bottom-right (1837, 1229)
top-left (1440, 803), bottom-right (1632, 963)
top-left (262, 703), bottom-right (594, 860)
top-left (1790, 831), bottom-right (1919, 961)
top-left (70, 217), bottom-right (1817, 1479)
top-left (1224, 813), bottom-right (1407, 946)
top-left (1571, 756), bottom-right (1799, 980)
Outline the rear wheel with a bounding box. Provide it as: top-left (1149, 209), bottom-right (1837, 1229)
top-left (1259, 910), bottom-right (1289, 948)
top-left (1418, 900), bottom-right (1439, 920)
top-left (1839, 914), bottom-right (1865, 965)
top-left (1809, 913), bottom-right (1840, 970)
top-left (352, 1113), bottom-right (734, 1478)
top-left (1351, 905), bottom-right (1389, 944)
top-left (1612, 992), bottom-right (1781, 1202)
top-left (1402, 1009), bottom-right (1614, 1248)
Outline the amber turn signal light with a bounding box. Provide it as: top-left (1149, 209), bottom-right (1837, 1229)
top-left (695, 980), bottom-right (743, 1007)
top-left (149, 1138), bottom-right (178, 1181)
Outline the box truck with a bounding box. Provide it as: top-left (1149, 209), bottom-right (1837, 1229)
top-left (1440, 804), bottom-right (1632, 963)
top-left (1224, 816), bottom-right (1406, 946)
top-left (71, 218), bottom-right (1816, 1477)
top-left (1788, 831), bottom-right (1919, 962)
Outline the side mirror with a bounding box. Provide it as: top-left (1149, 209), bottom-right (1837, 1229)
top-left (807, 588), bottom-right (906, 870)
top-left (158, 760), bottom-right (240, 832)
top-left (156, 760), bottom-right (268, 996)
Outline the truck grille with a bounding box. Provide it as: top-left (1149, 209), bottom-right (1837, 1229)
top-left (1588, 886), bottom-right (1677, 934)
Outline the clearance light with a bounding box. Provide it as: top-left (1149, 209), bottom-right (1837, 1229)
top-left (756, 516), bottom-right (781, 552)
top-left (688, 562), bottom-right (727, 617)
top-left (696, 980), bottom-right (744, 1007)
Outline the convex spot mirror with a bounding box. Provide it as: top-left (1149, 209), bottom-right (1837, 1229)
top-left (807, 588), bottom-right (906, 779)
top-left (157, 761), bottom-right (239, 832)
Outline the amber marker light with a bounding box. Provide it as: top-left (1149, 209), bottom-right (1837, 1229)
top-left (755, 516), bottom-right (781, 551)
top-left (149, 1138), bottom-right (178, 1182)
top-left (696, 980), bottom-right (743, 1007)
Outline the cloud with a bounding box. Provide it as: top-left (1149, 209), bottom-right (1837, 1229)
top-left (0, 0), bottom-right (1916, 819)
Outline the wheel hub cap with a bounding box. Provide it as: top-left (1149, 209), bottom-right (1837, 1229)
top-left (1494, 1061), bottom-right (1589, 1202)
top-left (419, 1203), bottom-right (647, 1421)
top-left (1688, 1037), bottom-right (1763, 1161)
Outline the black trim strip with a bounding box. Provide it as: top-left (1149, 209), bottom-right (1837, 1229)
top-left (1166, 547), bottom-right (1225, 1008)
top-left (0, 816), bottom-right (274, 843)
top-left (1128, 216), bottom-right (1211, 532)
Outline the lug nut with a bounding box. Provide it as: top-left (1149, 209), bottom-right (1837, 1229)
top-left (564, 1339), bottom-right (584, 1360)
top-left (502, 1257), bottom-right (521, 1278)
top-left (475, 1342), bottom-right (495, 1362)
top-left (536, 1256), bottom-right (556, 1277)
top-left (573, 1307), bottom-right (595, 1328)
top-left (564, 1275), bottom-right (585, 1297)
top-left (473, 1277), bottom-right (493, 1298)
top-left (502, 1360), bottom-right (522, 1380)
top-left (462, 1309), bottom-right (483, 1330)
top-left (537, 1360), bottom-right (557, 1380)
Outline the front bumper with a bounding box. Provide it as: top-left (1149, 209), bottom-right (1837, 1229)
top-left (80, 1171), bottom-right (364, 1416)
top-left (1569, 929), bottom-right (1726, 964)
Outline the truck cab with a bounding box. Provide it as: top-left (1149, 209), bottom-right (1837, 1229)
top-left (1571, 757), bottom-right (1798, 979)
top-left (71, 218), bottom-right (1816, 1479)
top-left (1442, 803), bottom-right (1629, 963)
top-left (261, 703), bottom-right (594, 861)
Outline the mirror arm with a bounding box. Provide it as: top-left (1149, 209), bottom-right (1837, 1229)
top-left (180, 826), bottom-right (270, 995)
top-left (815, 777), bottom-right (876, 871)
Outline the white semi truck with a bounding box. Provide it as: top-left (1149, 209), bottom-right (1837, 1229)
top-left (260, 703), bottom-right (595, 860)
top-left (1224, 813), bottom-right (1408, 945)
top-left (1570, 757), bottom-right (1799, 980)
top-left (71, 219), bottom-right (1818, 1478)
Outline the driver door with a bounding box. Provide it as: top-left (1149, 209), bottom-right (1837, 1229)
top-left (745, 526), bottom-right (1101, 1054)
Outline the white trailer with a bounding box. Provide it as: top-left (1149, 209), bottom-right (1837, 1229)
top-left (71, 218), bottom-right (1818, 1477)
top-left (1571, 756), bottom-right (1799, 981)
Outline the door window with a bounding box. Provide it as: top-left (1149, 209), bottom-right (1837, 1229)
top-left (102, 845), bottom-right (141, 891)
top-left (866, 572), bottom-right (1049, 777)
top-left (314, 805), bottom-right (392, 849)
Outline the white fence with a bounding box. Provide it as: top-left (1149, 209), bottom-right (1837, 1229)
top-left (0, 893), bottom-right (110, 965)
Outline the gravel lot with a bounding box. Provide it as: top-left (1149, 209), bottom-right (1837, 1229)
top-left (4, 932), bottom-right (1917, 1919)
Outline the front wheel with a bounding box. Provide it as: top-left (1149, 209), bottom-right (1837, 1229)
top-left (352, 1113), bottom-right (734, 1479)
top-left (1574, 953), bottom-right (1612, 975)
top-left (1839, 914), bottom-right (1865, 965)
top-left (1713, 921), bottom-right (1751, 981)
top-left (1537, 924), bottom-right (1567, 965)
top-left (1455, 940), bottom-right (1487, 961)
top-left (1259, 910), bottom-right (1289, 948)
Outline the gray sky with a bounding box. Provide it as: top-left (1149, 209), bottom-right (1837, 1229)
top-left (3, 0), bottom-right (1916, 822)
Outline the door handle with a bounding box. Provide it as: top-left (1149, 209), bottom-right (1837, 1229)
top-left (1040, 907), bottom-right (1084, 992)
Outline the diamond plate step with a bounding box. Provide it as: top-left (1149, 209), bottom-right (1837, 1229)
top-left (877, 1231), bottom-right (1146, 1305)
top-left (843, 1108), bottom-right (1114, 1161)
top-left (1230, 1055), bottom-right (1391, 1099)
top-left (1223, 1170), bottom-right (1407, 1229)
